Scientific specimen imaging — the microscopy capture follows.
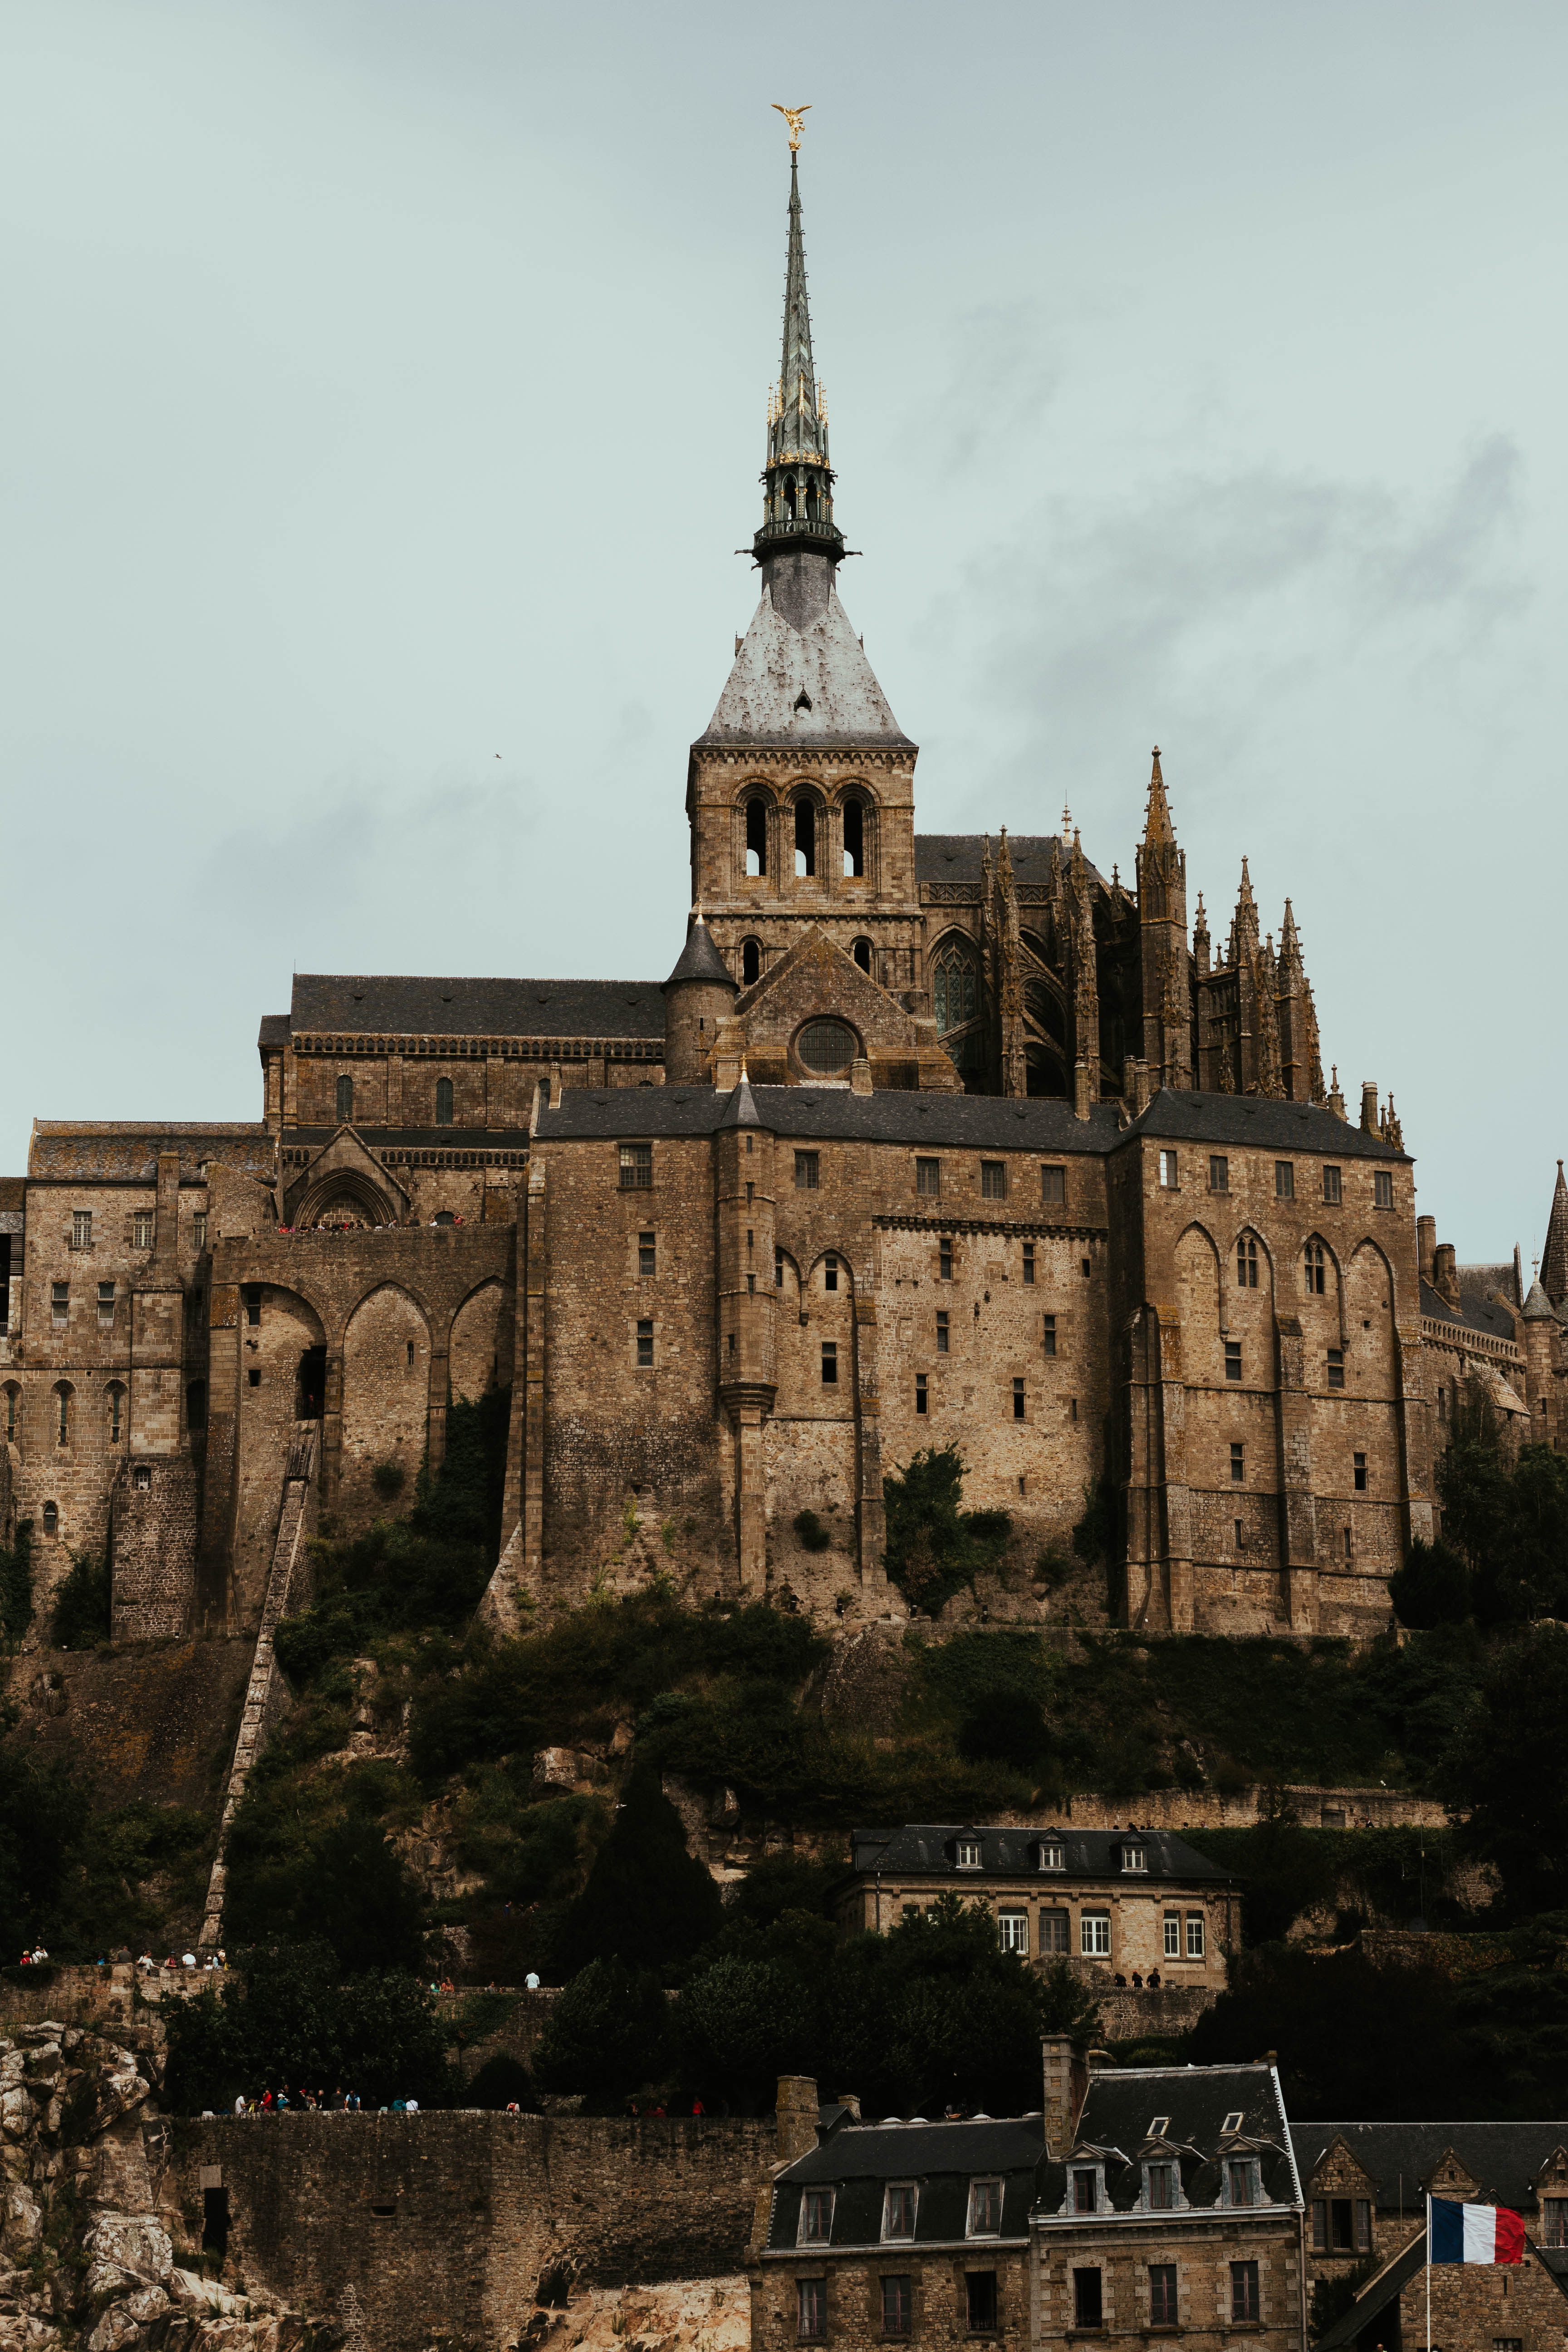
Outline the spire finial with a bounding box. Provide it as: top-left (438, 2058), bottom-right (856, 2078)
top-left (772, 102), bottom-right (811, 152)
top-left (753, 115), bottom-right (842, 570)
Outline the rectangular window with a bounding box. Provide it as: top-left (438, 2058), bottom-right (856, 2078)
top-left (1275, 1161), bottom-right (1295, 1200)
top-left (248, 1368), bottom-right (261, 1388)
top-left (1163, 1912), bottom-right (1180, 1958)
top-left (1328, 1347), bottom-right (1345, 1390)
top-left (1149, 2264), bottom-right (1177, 2325)
top-left (98, 1281), bottom-right (116, 1326)
top-left (1328, 2200), bottom-right (1354, 2251)
top-left (1356, 2200), bottom-right (1372, 2251)
top-left (797, 2280), bottom-right (825, 2342)
top-left (1312, 2201), bottom-right (1328, 2253)
top-left (981, 1161), bottom-right (1006, 1200)
top-left (192, 1211), bottom-right (207, 1250)
top-left (1040, 1165), bottom-right (1066, 1206)
top-left (1225, 1340), bottom-right (1242, 1382)
top-left (915, 1374), bottom-right (928, 1416)
top-left (1022, 1242), bottom-right (1035, 1284)
top-left (916, 1156), bottom-right (941, 1198)
top-left (1544, 2198), bottom-right (1568, 2248)
top-left (939, 1236), bottom-right (954, 1280)
top-left (824, 1253), bottom-right (839, 1292)
top-left (881, 2277), bottom-right (911, 2339)
top-left (51, 1281), bottom-right (69, 1327)
top-left (821, 1343), bottom-right (838, 1385)
top-left (775, 1249), bottom-right (785, 1289)
top-left (243, 1285), bottom-right (262, 1328)
top-left (1186, 1914), bottom-right (1205, 1959)
top-left (1148, 2167), bottom-right (1176, 2215)
top-left (1230, 2262), bottom-right (1259, 2324)
top-left (1038, 1841), bottom-right (1064, 1871)
top-left (1039, 1909), bottom-right (1068, 1952)
top-left (996, 1914), bottom-right (1027, 1958)
top-left (968, 2179), bottom-right (1004, 2235)
top-left (636, 1320), bottom-right (653, 1367)
top-left (71, 1210), bottom-right (92, 1250)
top-left (1226, 2160), bottom-right (1256, 2208)
top-left (936, 1310), bottom-right (949, 1353)
top-left (1012, 1378), bottom-right (1025, 1420)
top-left (1072, 2270), bottom-right (1102, 2328)
top-left (1231, 1441), bottom-right (1245, 1483)
top-left (1344, 1524), bottom-right (1353, 1562)
top-left (1081, 1911), bottom-right (1110, 1957)
top-left (1323, 1165), bottom-right (1343, 1205)
top-left (618, 1143), bottom-right (652, 1190)
top-left (965, 2274), bottom-right (997, 2336)
top-left (795, 1151), bottom-right (819, 1191)
top-left (799, 2189), bottom-right (833, 2244)
top-left (1437, 1383), bottom-right (1448, 1421)
top-left (1158, 1149), bottom-right (1178, 1189)
top-left (1354, 1450), bottom-right (1368, 1491)
top-left (956, 1838), bottom-right (982, 1867)
top-left (133, 1211), bottom-right (154, 1249)
top-left (638, 1232), bottom-right (656, 1276)
top-left (1209, 1155), bottom-right (1230, 1193)
top-left (883, 2185), bottom-right (916, 2240)
top-left (1072, 2170), bottom-right (1098, 2215)
top-left (1374, 1170), bottom-right (1394, 1210)
top-left (1043, 1314), bottom-right (1057, 1358)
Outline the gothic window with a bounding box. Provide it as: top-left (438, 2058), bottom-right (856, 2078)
top-left (794, 798), bottom-right (816, 878)
top-left (1237, 1235), bottom-right (1259, 1289)
top-left (1304, 1240), bottom-right (1327, 1295)
top-left (42, 1502), bottom-right (58, 1537)
top-left (3, 1384), bottom-right (18, 1443)
top-left (843, 797), bottom-right (866, 877)
top-left (933, 941), bottom-right (979, 1037)
top-left (108, 1383), bottom-right (125, 1443)
top-left (852, 937), bottom-right (872, 975)
top-left (54, 1382), bottom-right (73, 1446)
top-left (336, 1075), bottom-right (354, 1123)
top-left (741, 937), bottom-right (761, 985)
top-left (745, 797), bottom-right (768, 877)
top-left (436, 1078), bottom-right (454, 1127)
top-left (784, 475), bottom-right (798, 520)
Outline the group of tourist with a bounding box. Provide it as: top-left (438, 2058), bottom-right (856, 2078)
top-left (133, 1951), bottom-right (227, 1973)
top-left (16, 1946), bottom-right (50, 1966)
top-left (227, 2089), bottom-right (420, 2115)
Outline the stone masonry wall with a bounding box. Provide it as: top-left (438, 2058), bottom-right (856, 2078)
top-left (750, 2244), bottom-right (1029, 2352)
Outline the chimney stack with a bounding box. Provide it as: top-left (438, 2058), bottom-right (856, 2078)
top-left (1432, 1243), bottom-right (1460, 1308)
top-left (774, 2075), bottom-right (820, 2163)
top-left (1360, 1082), bottom-right (1378, 1135)
top-left (1041, 2035), bottom-right (1074, 2159)
top-left (1417, 1216), bottom-right (1436, 1285)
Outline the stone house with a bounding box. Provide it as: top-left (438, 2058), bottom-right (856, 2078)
top-left (835, 1827), bottom-right (1238, 1994)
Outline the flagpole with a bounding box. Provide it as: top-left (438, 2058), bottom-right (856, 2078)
top-left (1426, 2195), bottom-right (1432, 2352)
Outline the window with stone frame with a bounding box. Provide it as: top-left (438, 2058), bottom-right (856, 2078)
top-left (639, 1232), bottom-right (656, 1277)
top-left (1210, 1155), bottom-right (1230, 1193)
top-left (881, 2277), bottom-right (912, 2338)
top-left (996, 1913), bottom-right (1028, 1958)
top-left (981, 1161), bottom-right (1007, 1200)
top-left (436, 1077), bottom-right (454, 1127)
top-left (1374, 1170), bottom-right (1394, 1209)
top-left (51, 1281), bottom-right (69, 1328)
top-left (933, 939), bottom-right (979, 1039)
top-left (965, 2273), bottom-right (997, 2335)
top-left (1225, 1340), bottom-right (1243, 1382)
top-left (1225, 2159), bottom-right (1259, 2207)
top-left (335, 1075), bottom-right (354, 1122)
top-left (1022, 1242), bottom-right (1035, 1284)
top-left (1328, 1348), bottom-right (1345, 1390)
top-left (882, 2185), bottom-right (917, 2241)
top-left (619, 1143), bottom-right (653, 1190)
top-left (821, 1342), bottom-right (838, 1385)
top-left (72, 1210), bottom-right (92, 1250)
top-left (1043, 1314), bottom-right (1057, 1357)
top-left (636, 1320), bottom-right (653, 1367)
top-left (796, 2280), bottom-right (825, 2342)
top-left (1147, 2164), bottom-right (1177, 2213)
top-left (968, 2180), bottom-right (1004, 2236)
top-left (1186, 1914), bottom-right (1205, 1959)
top-left (1040, 1164), bottom-right (1066, 1205)
top-left (798, 2189), bottom-right (833, 2244)
top-left (794, 1151), bottom-right (819, 1190)
top-left (1544, 2198), bottom-right (1568, 2249)
top-left (1149, 2264), bottom-right (1178, 2324)
top-left (133, 1211), bottom-right (154, 1249)
top-left (1081, 1911), bottom-right (1111, 1957)
top-left (916, 1157), bottom-right (941, 1198)
top-left (1230, 2263), bottom-right (1259, 2323)
top-left (1072, 2270), bottom-right (1102, 2328)
top-left (1322, 1164), bottom-right (1343, 1204)
top-left (98, 1280), bottom-right (116, 1328)
top-left (939, 1235), bottom-right (954, 1279)
top-left (1275, 1161), bottom-right (1295, 1201)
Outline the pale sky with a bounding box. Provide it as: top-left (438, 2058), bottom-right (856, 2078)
top-left (2, 0), bottom-right (1563, 1263)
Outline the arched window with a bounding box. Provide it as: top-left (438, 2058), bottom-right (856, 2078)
top-left (852, 938), bottom-right (873, 975)
top-left (794, 799), bottom-right (816, 878)
top-left (932, 941), bottom-right (980, 1037)
top-left (107, 1382), bottom-right (125, 1443)
top-left (745, 796), bottom-right (768, 877)
top-left (1303, 1240), bottom-right (1327, 1296)
top-left (54, 1383), bottom-right (73, 1447)
top-left (42, 1502), bottom-right (58, 1537)
top-left (843, 798), bottom-right (866, 878)
top-left (434, 1210), bottom-right (456, 1227)
top-left (435, 1077), bottom-right (454, 1127)
top-left (741, 938), bottom-right (761, 986)
top-left (784, 475), bottom-right (798, 519)
top-left (3, 1383), bottom-right (18, 1444)
top-left (1236, 1235), bottom-right (1259, 1289)
top-left (335, 1074), bottom-right (354, 1123)
top-left (796, 1019), bottom-right (859, 1075)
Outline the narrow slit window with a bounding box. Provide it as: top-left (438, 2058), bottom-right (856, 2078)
top-left (939, 1236), bottom-right (954, 1279)
top-left (1230, 1441), bottom-right (1245, 1483)
top-left (916, 1373), bottom-right (928, 1415)
top-left (636, 1319), bottom-right (654, 1368)
top-left (639, 1232), bottom-right (657, 1277)
top-left (821, 1342), bottom-right (838, 1385)
top-left (435, 1077), bottom-right (454, 1126)
top-left (1012, 1378), bottom-right (1025, 1420)
top-left (823, 1253), bottom-right (839, 1292)
top-left (336, 1074), bottom-right (354, 1123)
top-left (936, 1310), bottom-right (949, 1353)
top-left (745, 798), bottom-right (768, 878)
top-left (843, 797), bottom-right (865, 877)
top-left (1354, 1450), bottom-right (1368, 1491)
top-left (742, 937), bottom-right (761, 985)
top-left (1043, 1314), bottom-right (1057, 1358)
top-left (794, 799), bottom-right (816, 877)
top-left (1022, 1242), bottom-right (1035, 1284)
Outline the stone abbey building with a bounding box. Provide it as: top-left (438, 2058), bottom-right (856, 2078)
top-left (2, 148), bottom-right (1564, 1649)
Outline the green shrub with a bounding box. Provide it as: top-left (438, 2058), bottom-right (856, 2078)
top-left (371, 1460), bottom-right (407, 1502)
top-left (51, 1551), bottom-right (113, 1649)
top-left (883, 1449), bottom-right (1011, 1612)
top-left (0, 1521), bottom-right (33, 1652)
top-left (555, 1765), bottom-right (721, 1978)
top-left (794, 1509), bottom-right (832, 1552)
top-left (531, 1958), bottom-right (671, 2105)
top-left (163, 1940), bottom-right (450, 2113)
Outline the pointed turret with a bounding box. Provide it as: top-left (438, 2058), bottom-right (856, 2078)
top-left (1542, 1161), bottom-right (1568, 1307)
top-left (1135, 745), bottom-right (1190, 1091)
top-left (753, 142), bottom-right (845, 611)
top-left (1143, 745), bottom-right (1176, 844)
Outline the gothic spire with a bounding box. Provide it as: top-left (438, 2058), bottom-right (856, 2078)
top-left (1543, 1160), bottom-right (1568, 1306)
top-left (1143, 745), bottom-right (1175, 845)
top-left (754, 143), bottom-right (843, 581)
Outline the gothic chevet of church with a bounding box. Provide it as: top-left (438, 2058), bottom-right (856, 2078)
top-left (2, 145), bottom-right (1564, 1654)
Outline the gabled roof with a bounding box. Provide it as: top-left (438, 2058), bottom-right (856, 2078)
top-left (1313, 2230), bottom-right (1429, 2352)
top-left (1294, 2123), bottom-right (1568, 2214)
top-left (289, 974), bottom-right (666, 1041)
top-left (767, 2116), bottom-right (1044, 2251)
top-left (847, 1824), bottom-right (1235, 1885)
top-left (1038, 2063), bottom-right (1298, 2218)
top-left (28, 1122), bottom-right (274, 1183)
top-left (696, 581), bottom-right (911, 749)
top-left (916, 834), bottom-right (1106, 891)
top-left (1123, 1089), bottom-right (1405, 1161)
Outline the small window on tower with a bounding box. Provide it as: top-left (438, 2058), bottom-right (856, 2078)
top-left (1354, 1451), bottom-right (1368, 1491)
top-left (435, 1077), bottom-right (454, 1127)
top-left (852, 937), bottom-right (872, 974)
top-left (939, 1236), bottom-right (954, 1279)
top-left (639, 1232), bottom-right (656, 1277)
top-left (636, 1320), bottom-right (654, 1368)
top-left (916, 1372), bottom-right (928, 1416)
top-left (741, 937), bottom-right (761, 985)
top-left (745, 798), bottom-right (768, 878)
top-left (821, 1341), bottom-right (838, 1385)
top-left (1043, 1314), bottom-right (1057, 1358)
top-left (1231, 1441), bottom-right (1245, 1483)
top-left (336, 1075), bottom-right (354, 1123)
top-left (1012, 1379), bottom-right (1025, 1421)
top-left (843, 798), bottom-right (865, 878)
top-left (1022, 1243), bottom-right (1035, 1284)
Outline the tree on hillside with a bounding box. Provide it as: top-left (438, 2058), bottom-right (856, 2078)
top-left (531, 1956), bottom-right (671, 2104)
top-left (555, 1765), bottom-right (722, 1978)
top-left (1440, 1625), bottom-right (1568, 1915)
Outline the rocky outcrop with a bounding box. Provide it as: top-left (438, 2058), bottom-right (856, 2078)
top-left (0, 2024), bottom-right (339, 2352)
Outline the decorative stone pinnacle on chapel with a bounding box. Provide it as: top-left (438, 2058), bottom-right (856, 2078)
top-left (753, 124), bottom-right (843, 569)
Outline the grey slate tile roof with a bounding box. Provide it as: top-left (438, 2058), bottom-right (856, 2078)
top-left (28, 1123), bottom-right (275, 1183)
top-left (696, 583), bottom-right (913, 750)
top-left (1313, 2231), bottom-right (1428, 2352)
top-left (1039, 2063), bottom-right (1298, 2217)
top-left (848, 1825), bottom-right (1236, 1885)
top-left (663, 921), bottom-right (737, 992)
top-left (916, 835), bottom-right (1107, 891)
top-left (289, 974), bottom-right (667, 1041)
top-left (1124, 1089), bottom-right (1406, 1161)
top-left (1293, 2122), bottom-right (1568, 2215)
top-left (258, 1014), bottom-right (291, 1049)
top-left (534, 1084), bottom-right (1126, 1154)
top-left (768, 2116), bottom-right (1044, 2250)
top-left (1422, 1279), bottom-right (1519, 1343)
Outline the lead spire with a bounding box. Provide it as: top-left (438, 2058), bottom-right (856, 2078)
top-left (754, 114), bottom-right (844, 581)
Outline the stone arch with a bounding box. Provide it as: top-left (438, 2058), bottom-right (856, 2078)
top-left (52, 1380), bottom-right (74, 1449)
top-left (1345, 1240), bottom-right (1398, 1389)
top-left (835, 782), bottom-right (877, 881)
top-left (1175, 1223), bottom-right (1225, 1387)
top-left (105, 1380), bottom-right (127, 1446)
top-left (339, 1283), bottom-right (431, 1526)
top-left (294, 1165), bottom-right (399, 1230)
top-left (789, 783), bottom-right (825, 880)
top-left (450, 1279), bottom-right (505, 1404)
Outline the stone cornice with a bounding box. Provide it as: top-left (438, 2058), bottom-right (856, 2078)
top-left (290, 1034), bottom-right (662, 1061)
top-left (875, 1213), bottom-right (1109, 1241)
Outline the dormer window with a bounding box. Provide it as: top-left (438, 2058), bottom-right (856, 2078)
top-left (1072, 2169), bottom-right (1099, 2215)
top-left (1037, 1841), bottom-right (1064, 1872)
top-left (1146, 2162), bottom-right (1176, 2212)
top-left (883, 2185), bottom-right (917, 2241)
top-left (1149, 2117), bottom-right (1171, 2137)
top-left (1121, 1843), bottom-right (1148, 1873)
top-left (968, 2180), bottom-right (1003, 2237)
top-left (799, 2188), bottom-right (834, 2244)
top-left (1221, 2112), bottom-right (1244, 2135)
top-left (1225, 2158), bottom-right (1260, 2208)
top-left (956, 1838), bottom-right (983, 1869)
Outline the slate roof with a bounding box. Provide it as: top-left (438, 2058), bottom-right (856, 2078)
top-left (916, 834), bottom-right (1107, 891)
top-left (848, 1825), bottom-right (1236, 1885)
top-left (696, 581), bottom-right (912, 749)
top-left (1313, 2232), bottom-right (1428, 2352)
top-left (1420, 1279), bottom-right (1519, 1344)
top-left (288, 975), bottom-right (667, 1041)
top-left (1039, 2063), bottom-right (1298, 2217)
top-left (767, 2116), bottom-right (1044, 2251)
top-left (534, 1084), bottom-right (1126, 1155)
top-left (0, 1178), bottom-right (24, 1213)
top-left (283, 1128), bottom-right (533, 1150)
top-left (258, 1014), bottom-right (291, 1049)
top-left (663, 921), bottom-right (737, 992)
top-left (28, 1123), bottom-right (275, 1183)
top-left (1459, 1260), bottom-right (1521, 1316)
top-left (1293, 2123), bottom-right (1568, 2214)
top-left (1125, 1089), bottom-right (1406, 1161)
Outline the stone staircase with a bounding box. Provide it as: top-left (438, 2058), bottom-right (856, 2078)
top-left (199, 1421), bottom-right (318, 1947)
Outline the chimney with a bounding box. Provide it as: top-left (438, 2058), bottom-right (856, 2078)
top-left (774, 2074), bottom-right (820, 2163)
top-left (837, 2091), bottom-right (862, 2121)
top-left (1073, 1061), bottom-right (1093, 1122)
top-left (1432, 1243), bottom-right (1460, 1308)
top-left (1416, 1216), bottom-right (1436, 1285)
top-left (1360, 1081), bottom-right (1378, 1135)
top-left (1041, 2035), bottom-right (1074, 2159)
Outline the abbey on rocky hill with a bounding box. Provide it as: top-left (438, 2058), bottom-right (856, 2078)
top-left (2, 145), bottom-right (1562, 1651)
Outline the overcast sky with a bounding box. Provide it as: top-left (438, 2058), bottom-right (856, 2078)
top-left (2, 0), bottom-right (1563, 1262)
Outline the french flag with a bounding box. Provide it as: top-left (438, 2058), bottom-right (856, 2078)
top-left (1429, 2197), bottom-right (1525, 2265)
